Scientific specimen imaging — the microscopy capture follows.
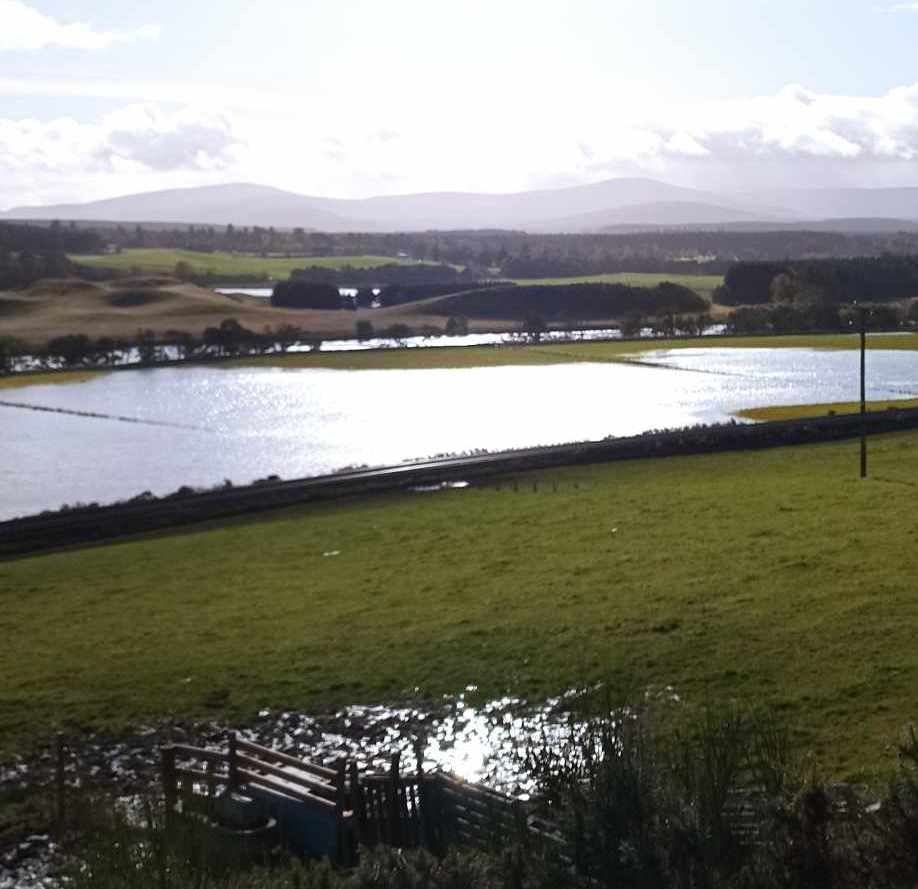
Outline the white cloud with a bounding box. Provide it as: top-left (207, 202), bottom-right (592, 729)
top-left (8, 81), bottom-right (918, 207)
top-left (0, 105), bottom-right (238, 187)
top-left (0, 1), bottom-right (159, 51)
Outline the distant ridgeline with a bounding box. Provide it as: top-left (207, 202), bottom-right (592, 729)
top-left (716, 256), bottom-right (918, 306)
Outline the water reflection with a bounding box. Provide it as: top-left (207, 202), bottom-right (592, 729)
top-left (244, 690), bottom-right (595, 797)
top-left (2, 348), bottom-right (917, 519)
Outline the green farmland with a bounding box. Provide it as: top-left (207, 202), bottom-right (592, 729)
top-left (68, 249), bottom-right (424, 278)
top-left (227, 331), bottom-right (918, 372)
top-left (3, 429), bottom-right (918, 779)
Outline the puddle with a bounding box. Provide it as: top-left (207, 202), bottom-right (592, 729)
top-left (0, 687), bottom-right (679, 886)
top-left (409, 480), bottom-right (471, 493)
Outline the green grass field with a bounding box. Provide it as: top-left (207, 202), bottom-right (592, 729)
top-left (739, 399), bottom-right (918, 421)
top-left (0, 370), bottom-right (102, 390)
top-left (68, 249), bottom-right (423, 278)
top-left (511, 272), bottom-right (724, 300)
top-left (226, 332), bottom-right (918, 372)
top-left (3, 430), bottom-right (918, 778)
top-left (0, 333), bottom-right (914, 389)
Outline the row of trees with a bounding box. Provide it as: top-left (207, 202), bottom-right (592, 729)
top-left (717, 255), bottom-right (918, 306)
top-left (2, 321), bottom-right (323, 371)
top-left (1, 316), bottom-right (481, 372)
top-left (273, 275), bottom-right (507, 311)
top-left (0, 221), bottom-right (105, 288)
top-left (427, 281), bottom-right (708, 321)
top-left (725, 300), bottom-right (916, 335)
top-left (66, 221), bottom-right (918, 272)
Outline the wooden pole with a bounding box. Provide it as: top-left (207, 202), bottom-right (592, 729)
top-left (414, 737), bottom-right (429, 851)
top-left (334, 757), bottom-right (348, 865)
top-left (389, 752), bottom-right (401, 847)
top-left (860, 306), bottom-right (868, 479)
top-left (161, 746), bottom-right (177, 818)
top-left (349, 760), bottom-right (365, 845)
top-left (205, 759), bottom-right (216, 810)
top-left (227, 732), bottom-right (238, 792)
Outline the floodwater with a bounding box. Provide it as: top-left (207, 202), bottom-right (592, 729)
top-left (214, 287), bottom-right (273, 298)
top-left (1, 347), bottom-right (917, 520)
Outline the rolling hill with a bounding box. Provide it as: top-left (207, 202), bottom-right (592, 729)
top-left (4, 178), bottom-right (918, 232)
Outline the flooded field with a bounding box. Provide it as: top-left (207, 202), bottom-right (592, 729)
top-left (2, 347), bottom-right (917, 520)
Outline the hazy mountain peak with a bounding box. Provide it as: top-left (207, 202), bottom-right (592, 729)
top-left (4, 178), bottom-right (918, 232)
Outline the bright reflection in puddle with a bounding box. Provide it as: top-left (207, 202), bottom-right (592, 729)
top-left (240, 687), bottom-right (661, 798)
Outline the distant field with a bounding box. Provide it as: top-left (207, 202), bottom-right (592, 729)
top-left (0, 370), bottom-right (100, 390)
top-left (3, 429), bottom-right (918, 779)
top-left (68, 249), bottom-right (421, 278)
top-left (512, 272), bottom-right (724, 300)
top-left (738, 398), bottom-right (918, 421)
top-left (227, 332), bottom-right (918, 372)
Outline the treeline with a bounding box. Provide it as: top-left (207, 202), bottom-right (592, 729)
top-left (290, 262), bottom-right (465, 285)
top-left (717, 255), bottom-right (918, 305)
top-left (271, 279), bottom-right (707, 322)
top-left (428, 281), bottom-right (708, 321)
top-left (272, 276), bottom-right (506, 310)
top-left (0, 317), bottom-right (468, 373)
top-left (725, 300), bottom-right (916, 335)
top-left (0, 320), bottom-right (323, 372)
top-left (0, 221), bottom-right (104, 288)
top-left (43, 221), bottom-right (918, 273)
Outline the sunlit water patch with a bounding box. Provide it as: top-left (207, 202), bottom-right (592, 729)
top-left (2, 348), bottom-right (917, 519)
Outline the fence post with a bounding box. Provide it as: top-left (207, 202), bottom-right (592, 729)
top-left (161, 746), bottom-right (176, 819)
top-left (54, 733), bottom-right (66, 837)
top-left (389, 752), bottom-right (402, 847)
top-left (414, 737), bottom-right (430, 851)
top-left (349, 760), bottom-right (365, 845)
top-left (205, 759), bottom-right (216, 812)
top-left (227, 732), bottom-right (238, 792)
top-left (334, 757), bottom-right (349, 865)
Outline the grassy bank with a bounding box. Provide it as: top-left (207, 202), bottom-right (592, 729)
top-left (227, 332), bottom-right (918, 372)
top-left (0, 370), bottom-right (102, 390)
top-left (3, 429), bottom-right (918, 777)
top-left (739, 398), bottom-right (918, 421)
top-left (68, 249), bottom-right (422, 277)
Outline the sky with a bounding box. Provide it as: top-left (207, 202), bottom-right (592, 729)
top-left (5, 0), bottom-right (918, 208)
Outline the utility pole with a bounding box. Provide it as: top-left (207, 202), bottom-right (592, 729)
top-left (859, 304), bottom-right (867, 479)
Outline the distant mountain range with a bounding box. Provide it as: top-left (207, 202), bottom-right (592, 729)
top-left (5, 178), bottom-right (918, 233)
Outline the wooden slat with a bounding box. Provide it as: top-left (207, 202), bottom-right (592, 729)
top-left (170, 744), bottom-right (228, 765)
top-left (236, 738), bottom-right (336, 779)
top-left (439, 786), bottom-right (514, 822)
top-left (438, 774), bottom-right (514, 806)
top-left (174, 765), bottom-right (213, 783)
top-left (237, 766), bottom-right (337, 810)
top-left (235, 752), bottom-right (337, 799)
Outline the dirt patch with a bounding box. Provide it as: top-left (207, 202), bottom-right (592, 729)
top-left (117, 276), bottom-right (180, 289)
top-left (24, 278), bottom-right (103, 297)
top-left (0, 297), bottom-right (33, 317)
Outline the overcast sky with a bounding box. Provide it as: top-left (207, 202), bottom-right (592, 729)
top-left (5, 0), bottom-right (918, 208)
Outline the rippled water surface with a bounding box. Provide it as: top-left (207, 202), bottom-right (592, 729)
top-left (2, 347), bottom-right (917, 519)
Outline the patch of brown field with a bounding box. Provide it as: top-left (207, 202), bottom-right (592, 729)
top-left (1, 278), bottom-right (716, 346)
top-left (0, 279), bottom-right (482, 345)
top-left (24, 278), bottom-right (106, 296)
